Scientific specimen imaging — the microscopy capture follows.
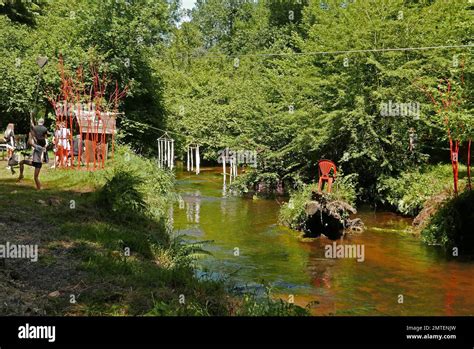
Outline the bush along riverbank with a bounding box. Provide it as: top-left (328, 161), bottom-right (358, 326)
top-left (375, 163), bottom-right (473, 255)
top-left (376, 164), bottom-right (468, 217)
top-left (0, 145), bottom-right (308, 316)
top-left (419, 190), bottom-right (474, 256)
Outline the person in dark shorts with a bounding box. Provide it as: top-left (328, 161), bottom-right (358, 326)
top-left (18, 119), bottom-right (49, 190)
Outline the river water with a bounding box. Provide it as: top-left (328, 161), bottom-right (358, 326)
top-left (172, 168), bottom-right (474, 315)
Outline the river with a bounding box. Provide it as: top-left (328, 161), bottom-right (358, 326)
top-left (172, 167), bottom-right (474, 315)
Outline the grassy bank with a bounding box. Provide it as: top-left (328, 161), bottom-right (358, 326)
top-left (376, 164), bottom-right (469, 216)
top-left (0, 146), bottom-right (307, 316)
top-left (376, 164), bottom-right (473, 254)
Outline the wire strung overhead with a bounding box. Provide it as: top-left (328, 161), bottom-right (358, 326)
top-left (170, 44), bottom-right (474, 62)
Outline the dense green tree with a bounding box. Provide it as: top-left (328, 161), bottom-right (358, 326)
top-left (161, 0), bottom-right (473, 198)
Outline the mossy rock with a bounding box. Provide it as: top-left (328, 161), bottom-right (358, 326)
top-left (301, 191), bottom-right (363, 239)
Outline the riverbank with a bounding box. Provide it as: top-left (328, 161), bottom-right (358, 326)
top-left (0, 147), bottom-right (307, 316)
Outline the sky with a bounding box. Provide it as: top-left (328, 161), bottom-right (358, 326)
top-left (179, 0), bottom-right (196, 24)
top-left (181, 0), bottom-right (196, 10)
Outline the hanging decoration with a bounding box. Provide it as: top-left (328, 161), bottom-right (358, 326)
top-left (157, 132), bottom-right (174, 169)
top-left (221, 148), bottom-right (238, 192)
top-left (186, 144), bottom-right (200, 175)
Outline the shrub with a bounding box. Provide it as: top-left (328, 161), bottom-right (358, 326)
top-left (376, 164), bottom-right (468, 216)
top-left (96, 169), bottom-right (147, 221)
top-left (421, 189), bottom-right (474, 254)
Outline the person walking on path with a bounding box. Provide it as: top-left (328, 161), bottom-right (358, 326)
top-left (18, 119), bottom-right (49, 190)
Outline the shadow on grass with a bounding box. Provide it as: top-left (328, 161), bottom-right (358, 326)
top-left (0, 176), bottom-right (230, 316)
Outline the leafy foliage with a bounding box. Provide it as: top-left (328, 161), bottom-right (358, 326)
top-left (161, 0), bottom-right (473, 199)
top-left (96, 169), bottom-right (147, 222)
top-left (376, 164), bottom-right (468, 216)
top-left (422, 189), bottom-right (474, 254)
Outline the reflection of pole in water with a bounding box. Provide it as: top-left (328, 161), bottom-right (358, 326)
top-left (195, 202), bottom-right (200, 223)
top-left (220, 198), bottom-right (226, 215)
top-left (184, 196), bottom-right (201, 223)
top-left (186, 202), bottom-right (192, 222)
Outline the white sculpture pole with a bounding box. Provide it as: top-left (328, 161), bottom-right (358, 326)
top-left (159, 139), bottom-right (163, 168)
top-left (196, 145), bottom-right (200, 175)
top-left (171, 140), bottom-right (174, 170)
top-left (157, 139), bottom-right (161, 168)
top-left (223, 150), bottom-right (226, 186)
top-left (187, 146), bottom-right (190, 172)
top-left (162, 139), bottom-right (166, 168)
top-left (166, 139), bottom-right (170, 168)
